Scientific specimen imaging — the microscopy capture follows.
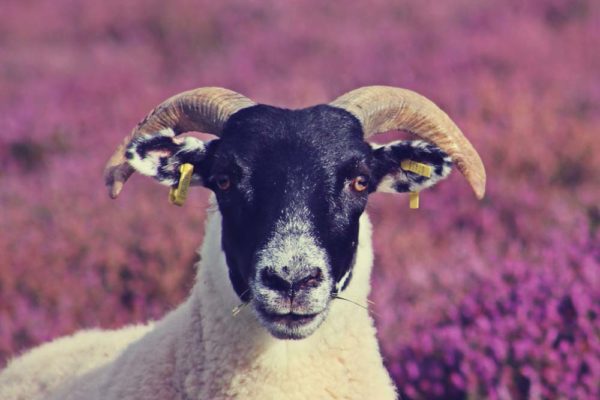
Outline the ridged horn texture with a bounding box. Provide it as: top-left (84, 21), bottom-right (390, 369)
top-left (330, 86), bottom-right (486, 199)
top-left (104, 87), bottom-right (256, 198)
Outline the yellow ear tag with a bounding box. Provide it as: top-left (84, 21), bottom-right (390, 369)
top-left (169, 163), bottom-right (194, 206)
top-left (400, 160), bottom-right (432, 178)
top-left (409, 191), bottom-right (420, 209)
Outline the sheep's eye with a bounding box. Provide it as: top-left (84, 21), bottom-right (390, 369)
top-left (215, 175), bottom-right (231, 191)
top-left (351, 175), bottom-right (369, 192)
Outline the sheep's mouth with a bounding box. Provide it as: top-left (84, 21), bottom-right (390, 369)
top-left (262, 311), bottom-right (319, 325)
top-left (255, 306), bottom-right (328, 340)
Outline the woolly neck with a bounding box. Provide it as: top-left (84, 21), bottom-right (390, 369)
top-left (162, 203), bottom-right (394, 399)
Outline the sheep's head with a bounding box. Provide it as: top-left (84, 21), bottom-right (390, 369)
top-left (105, 87), bottom-right (485, 340)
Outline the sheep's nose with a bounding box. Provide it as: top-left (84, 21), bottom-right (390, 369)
top-left (260, 267), bottom-right (323, 293)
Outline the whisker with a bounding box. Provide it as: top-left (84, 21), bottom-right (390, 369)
top-left (232, 289), bottom-right (252, 317)
top-left (231, 302), bottom-right (250, 317)
top-left (332, 294), bottom-right (379, 317)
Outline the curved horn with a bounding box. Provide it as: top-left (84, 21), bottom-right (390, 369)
top-left (330, 86), bottom-right (486, 199)
top-left (104, 87), bottom-right (255, 198)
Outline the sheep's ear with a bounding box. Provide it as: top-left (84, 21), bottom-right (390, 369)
top-left (125, 129), bottom-right (214, 187)
top-left (370, 140), bottom-right (453, 193)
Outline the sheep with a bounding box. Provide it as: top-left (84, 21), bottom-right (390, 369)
top-left (0, 86), bottom-right (486, 399)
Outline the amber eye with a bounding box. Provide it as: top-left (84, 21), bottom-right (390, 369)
top-left (215, 175), bottom-right (231, 191)
top-left (351, 175), bottom-right (369, 192)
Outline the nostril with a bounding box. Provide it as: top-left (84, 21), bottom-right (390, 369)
top-left (260, 268), bottom-right (291, 292)
top-left (294, 268), bottom-right (323, 290)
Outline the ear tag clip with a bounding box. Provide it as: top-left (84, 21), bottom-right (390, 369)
top-left (401, 160), bottom-right (431, 210)
top-left (169, 163), bottom-right (194, 206)
top-left (409, 191), bottom-right (420, 209)
top-left (400, 160), bottom-right (432, 178)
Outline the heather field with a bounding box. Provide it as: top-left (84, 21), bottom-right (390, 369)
top-left (1, 0), bottom-right (599, 398)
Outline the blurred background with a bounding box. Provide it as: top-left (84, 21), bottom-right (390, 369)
top-left (0, 0), bottom-right (598, 398)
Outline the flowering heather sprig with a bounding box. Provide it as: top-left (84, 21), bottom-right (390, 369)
top-left (379, 233), bottom-right (599, 399)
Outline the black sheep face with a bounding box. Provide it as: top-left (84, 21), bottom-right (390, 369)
top-left (126, 104), bottom-right (453, 340)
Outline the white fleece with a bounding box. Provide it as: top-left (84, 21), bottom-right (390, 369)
top-left (0, 202), bottom-right (397, 399)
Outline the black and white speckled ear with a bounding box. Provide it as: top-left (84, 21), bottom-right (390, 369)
top-left (125, 128), bottom-right (210, 187)
top-left (370, 140), bottom-right (453, 193)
